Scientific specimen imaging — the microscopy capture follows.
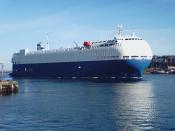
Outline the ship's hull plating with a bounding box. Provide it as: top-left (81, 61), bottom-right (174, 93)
top-left (11, 59), bottom-right (151, 79)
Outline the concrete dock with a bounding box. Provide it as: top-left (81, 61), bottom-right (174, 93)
top-left (0, 80), bottom-right (18, 95)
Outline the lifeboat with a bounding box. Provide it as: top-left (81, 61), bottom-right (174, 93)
top-left (83, 41), bottom-right (92, 47)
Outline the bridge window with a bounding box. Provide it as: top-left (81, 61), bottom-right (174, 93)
top-left (123, 56), bottom-right (129, 59)
top-left (141, 56), bottom-right (147, 59)
top-left (131, 56), bottom-right (139, 59)
top-left (99, 43), bottom-right (115, 47)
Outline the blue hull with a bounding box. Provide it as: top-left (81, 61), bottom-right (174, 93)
top-left (11, 59), bottom-right (151, 79)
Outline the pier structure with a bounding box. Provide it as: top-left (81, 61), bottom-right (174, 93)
top-left (0, 80), bottom-right (18, 95)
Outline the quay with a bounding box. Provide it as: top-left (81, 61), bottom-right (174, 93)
top-left (0, 80), bottom-right (18, 95)
top-left (0, 62), bottom-right (19, 95)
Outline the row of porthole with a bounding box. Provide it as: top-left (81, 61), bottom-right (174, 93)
top-left (125, 38), bottom-right (142, 40)
top-left (97, 56), bottom-right (119, 59)
top-left (123, 56), bottom-right (151, 59)
top-left (97, 56), bottom-right (151, 59)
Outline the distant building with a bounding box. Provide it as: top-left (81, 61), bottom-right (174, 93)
top-left (150, 55), bottom-right (175, 68)
top-left (0, 62), bottom-right (4, 76)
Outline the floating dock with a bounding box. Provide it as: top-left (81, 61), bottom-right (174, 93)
top-left (0, 80), bottom-right (18, 95)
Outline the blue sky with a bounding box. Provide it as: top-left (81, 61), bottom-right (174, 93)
top-left (0, 0), bottom-right (175, 70)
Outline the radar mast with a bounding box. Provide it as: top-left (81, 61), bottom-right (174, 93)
top-left (46, 33), bottom-right (50, 50)
top-left (117, 24), bottom-right (123, 37)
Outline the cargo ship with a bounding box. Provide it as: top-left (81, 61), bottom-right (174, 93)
top-left (11, 25), bottom-right (153, 79)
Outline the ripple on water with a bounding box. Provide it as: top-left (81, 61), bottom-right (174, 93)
top-left (0, 74), bottom-right (175, 130)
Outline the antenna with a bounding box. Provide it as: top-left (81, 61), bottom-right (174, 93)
top-left (117, 24), bottom-right (123, 37)
top-left (131, 32), bottom-right (136, 37)
top-left (46, 33), bottom-right (49, 50)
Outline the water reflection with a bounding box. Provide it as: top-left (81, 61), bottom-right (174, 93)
top-left (23, 79), bottom-right (30, 95)
top-left (113, 81), bottom-right (156, 130)
top-left (1, 76), bottom-right (158, 130)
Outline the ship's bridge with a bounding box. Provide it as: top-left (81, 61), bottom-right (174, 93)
top-left (113, 25), bottom-right (153, 59)
top-left (115, 31), bottom-right (142, 41)
top-left (124, 32), bottom-right (142, 40)
top-left (115, 24), bottom-right (143, 41)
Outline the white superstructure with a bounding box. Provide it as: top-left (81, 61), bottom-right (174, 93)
top-left (12, 25), bottom-right (152, 65)
top-left (11, 25), bottom-right (153, 79)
